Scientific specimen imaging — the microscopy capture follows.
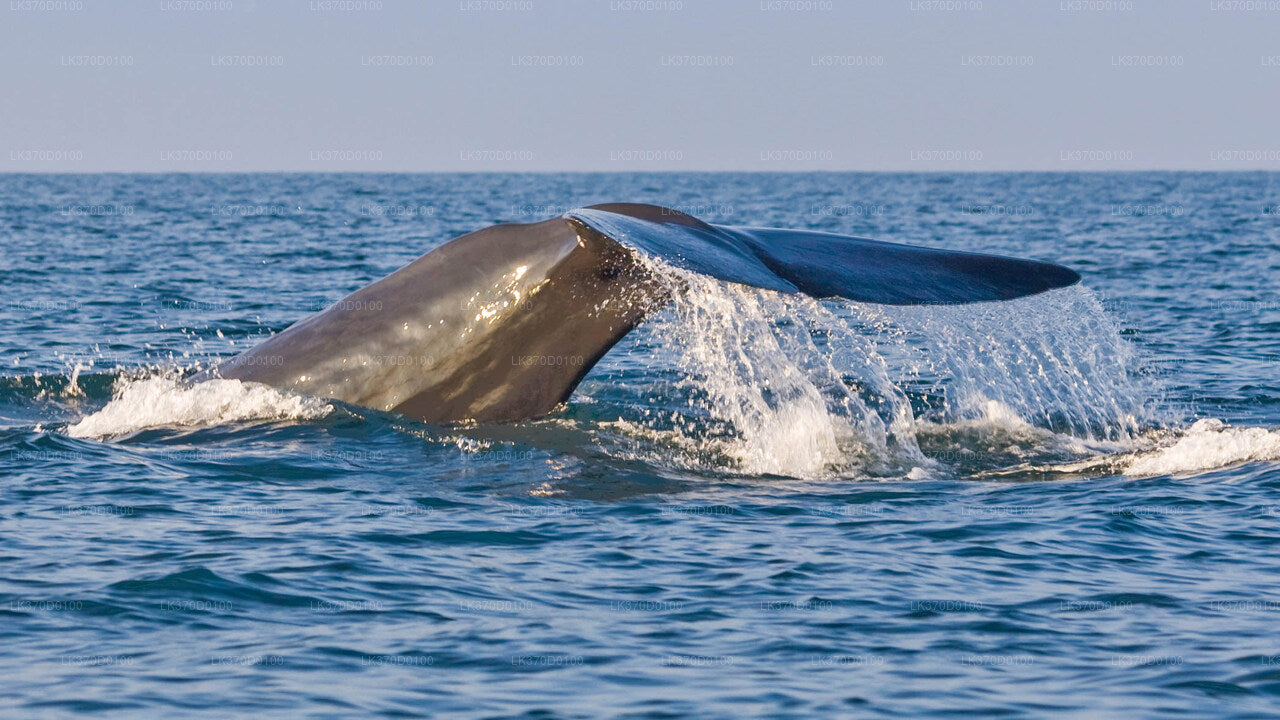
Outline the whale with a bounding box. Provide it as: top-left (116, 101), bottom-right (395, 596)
top-left (198, 203), bottom-right (1080, 424)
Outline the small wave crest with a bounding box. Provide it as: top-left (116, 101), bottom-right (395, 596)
top-left (66, 373), bottom-right (332, 440)
top-left (1123, 419), bottom-right (1280, 477)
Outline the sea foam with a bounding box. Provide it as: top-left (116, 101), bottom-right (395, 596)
top-left (66, 375), bottom-right (331, 439)
top-left (1123, 419), bottom-right (1280, 477)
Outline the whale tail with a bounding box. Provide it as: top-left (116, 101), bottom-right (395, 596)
top-left (572, 203), bottom-right (1079, 305)
top-left (207, 203), bottom-right (1080, 423)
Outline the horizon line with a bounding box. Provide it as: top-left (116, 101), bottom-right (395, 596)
top-left (4, 168), bottom-right (1280, 175)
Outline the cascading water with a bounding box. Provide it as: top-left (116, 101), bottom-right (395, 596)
top-left (878, 286), bottom-right (1158, 439)
top-left (606, 259), bottom-right (1164, 480)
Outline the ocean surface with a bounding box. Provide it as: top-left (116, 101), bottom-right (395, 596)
top-left (3, 172), bottom-right (1280, 718)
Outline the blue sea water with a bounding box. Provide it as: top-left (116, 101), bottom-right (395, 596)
top-left (3, 172), bottom-right (1280, 718)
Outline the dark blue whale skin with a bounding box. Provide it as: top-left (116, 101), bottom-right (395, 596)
top-left (201, 203), bottom-right (1080, 423)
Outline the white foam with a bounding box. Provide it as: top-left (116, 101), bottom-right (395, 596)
top-left (1123, 419), bottom-right (1280, 477)
top-left (66, 375), bottom-right (332, 440)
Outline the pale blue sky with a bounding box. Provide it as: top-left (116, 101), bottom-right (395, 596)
top-left (2, 0), bottom-right (1276, 171)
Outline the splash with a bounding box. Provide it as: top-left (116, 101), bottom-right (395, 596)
top-left (649, 272), bottom-right (917, 477)
top-left (878, 287), bottom-right (1158, 439)
top-left (55, 255), bottom-right (1185, 477)
top-left (66, 373), bottom-right (332, 440)
top-left (613, 258), bottom-right (1161, 479)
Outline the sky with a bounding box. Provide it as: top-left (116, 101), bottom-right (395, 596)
top-left (1, 0), bottom-right (1277, 172)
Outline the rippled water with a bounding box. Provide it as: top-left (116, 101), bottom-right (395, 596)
top-left (4, 173), bottom-right (1280, 718)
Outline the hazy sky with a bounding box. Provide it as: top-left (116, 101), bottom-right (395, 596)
top-left (2, 0), bottom-right (1277, 171)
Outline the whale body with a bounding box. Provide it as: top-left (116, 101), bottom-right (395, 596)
top-left (201, 203), bottom-right (1080, 423)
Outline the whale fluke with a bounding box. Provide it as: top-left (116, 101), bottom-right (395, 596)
top-left (570, 203), bottom-right (1080, 304)
top-left (202, 203), bottom-right (1080, 423)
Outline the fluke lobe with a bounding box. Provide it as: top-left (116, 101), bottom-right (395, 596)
top-left (199, 203), bottom-right (1080, 424)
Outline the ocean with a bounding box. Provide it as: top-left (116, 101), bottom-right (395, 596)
top-left (3, 172), bottom-right (1280, 718)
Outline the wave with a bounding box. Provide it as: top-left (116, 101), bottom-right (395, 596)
top-left (65, 374), bottom-right (332, 440)
top-left (1122, 419), bottom-right (1280, 477)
